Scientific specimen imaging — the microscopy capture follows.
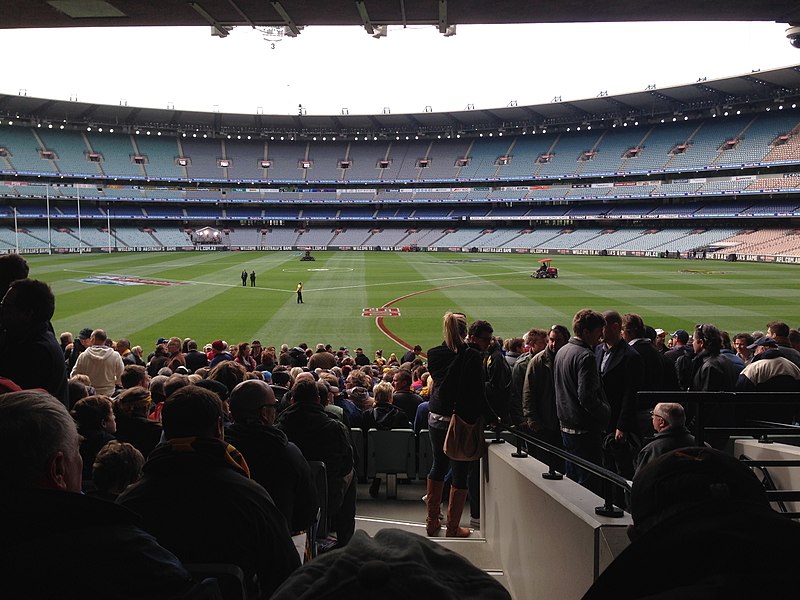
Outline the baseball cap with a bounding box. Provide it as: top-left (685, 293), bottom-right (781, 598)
top-left (156, 337), bottom-right (168, 345)
top-left (78, 328), bottom-right (93, 340)
top-left (655, 328), bottom-right (666, 337)
top-left (747, 335), bottom-right (778, 350)
top-left (211, 340), bottom-right (225, 352)
top-left (671, 329), bottom-right (690, 344)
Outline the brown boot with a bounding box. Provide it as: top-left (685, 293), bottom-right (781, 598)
top-left (425, 479), bottom-right (445, 536)
top-left (446, 488), bottom-right (471, 538)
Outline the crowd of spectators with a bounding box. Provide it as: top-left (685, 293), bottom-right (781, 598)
top-left (3, 250), bottom-right (800, 597)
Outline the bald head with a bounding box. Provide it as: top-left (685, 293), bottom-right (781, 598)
top-left (229, 380), bottom-right (277, 425)
top-left (294, 371), bottom-right (315, 384)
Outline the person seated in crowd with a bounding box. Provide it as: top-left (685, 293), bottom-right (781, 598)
top-left (0, 278), bottom-right (68, 405)
top-left (235, 341), bottom-right (258, 372)
top-left (277, 379), bottom-right (356, 547)
top-left (362, 382), bottom-right (411, 432)
top-left (391, 368), bottom-right (423, 423)
top-left (146, 343), bottom-right (170, 378)
top-left (114, 386), bottom-right (162, 458)
top-left (67, 377), bottom-right (91, 409)
top-left (345, 369), bottom-right (373, 411)
top-left (362, 381), bottom-right (412, 498)
top-left (308, 343), bottom-right (337, 371)
top-left (316, 378), bottom-right (346, 425)
top-left (584, 447), bottom-right (800, 598)
top-left (70, 394), bottom-right (117, 484)
top-left (0, 390), bottom-right (194, 598)
top-left (271, 369), bottom-right (293, 406)
top-left (208, 360), bottom-right (247, 397)
top-left (634, 402), bottom-right (695, 474)
top-left (120, 364), bottom-right (149, 391)
top-left (71, 329), bottom-right (124, 396)
top-left (207, 339), bottom-right (233, 367)
top-left (117, 385), bottom-right (300, 598)
top-left (321, 372), bottom-right (361, 427)
top-left (225, 380), bottom-right (318, 533)
top-left (86, 440), bottom-right (144, 502)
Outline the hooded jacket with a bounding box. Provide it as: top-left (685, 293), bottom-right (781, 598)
top-left (117, 436), bottom-right (300, 598)
top-left (71, 344), bottom-right (124, 395)
top-left (361, 402), bottom-right (411, 431)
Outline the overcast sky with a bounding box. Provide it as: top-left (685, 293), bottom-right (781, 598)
top-left (4, 21), bottom-right (799, 116)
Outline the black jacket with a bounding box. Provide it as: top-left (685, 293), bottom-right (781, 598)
top-left (2, 488), bottom-right (192, 600)
top-left (184, 349), bottom-right (209, 373)
top-left (634, 426), bottom-right (696, 473)
top-left (392, 390), bottom-right (423, 423)
top-left (117, 437), bottom-right (299, 598)
top-left (595, 339), bottom-right (643, 433)
top-left (0, 321), bottom-right (68, 406)
top-left (276, 401), bottom-right (355, 510)
top-left (225, 421), bottom-right (318, 532)
top-left (361, 402), bottom-right (411, 431)
top-left (553, 337), bottom-right (609, 432)
top-left (114, 412), bottom-right (163, 459)
top-left (427, 342), bottom-right (491, 426)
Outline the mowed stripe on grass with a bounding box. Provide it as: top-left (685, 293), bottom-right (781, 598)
top-left (23, 251), bottom-right (800, 354)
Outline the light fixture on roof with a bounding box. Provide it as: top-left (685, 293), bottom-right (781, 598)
top-left (383, 107), bottom-right (391, 114)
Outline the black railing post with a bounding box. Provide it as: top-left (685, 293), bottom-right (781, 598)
top-left (511, 435), bottom-right (528, 458)
top-left (542, 465), bottom-right (563, 480)
top-left (595, 477), bottom-right (623, 518)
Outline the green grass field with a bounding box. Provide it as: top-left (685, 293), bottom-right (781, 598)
top-left (27, 250), bottom-right (800, 355)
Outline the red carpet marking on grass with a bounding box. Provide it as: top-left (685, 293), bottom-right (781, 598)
top-left (374, 282), bottom-right (480, 354)
top-left (363, 308), bottom-right (400, 317)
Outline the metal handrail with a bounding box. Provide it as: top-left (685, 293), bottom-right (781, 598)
top-left (504, 425), bottom-right (632, 518)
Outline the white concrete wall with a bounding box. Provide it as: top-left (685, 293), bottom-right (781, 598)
top-left (483, 444), bottom-right (631, 599)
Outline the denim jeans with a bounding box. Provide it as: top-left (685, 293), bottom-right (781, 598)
top-left (428, 425), bottom-right (470, 489)
top-left (561, 430), bottom-right (603, 495)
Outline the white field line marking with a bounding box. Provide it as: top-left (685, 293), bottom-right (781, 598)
top-left (65, 265), bottom-right (534, 295)
top-left (63, 269), bottom-right (289, 293)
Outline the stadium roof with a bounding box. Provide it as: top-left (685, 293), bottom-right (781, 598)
top-left (5, 1), bottom-right (800, 30)
top-left (4, 2), bottom-right (800, 135)
top-left (2, 65), bottom-right (800, 137)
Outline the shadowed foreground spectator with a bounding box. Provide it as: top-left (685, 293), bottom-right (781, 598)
top-left (0, 390), bottom-right (194, 599)
top-left (584, 447), bottom-right (800, 598)
top-left (118, 385), bottom-right (299, 598)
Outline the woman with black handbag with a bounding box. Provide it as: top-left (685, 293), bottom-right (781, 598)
top-left (425, 312), bottom-right (495, 537)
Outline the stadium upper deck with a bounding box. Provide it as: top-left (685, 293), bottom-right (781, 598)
top-left (1, 109), bottom-right (800, 185)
